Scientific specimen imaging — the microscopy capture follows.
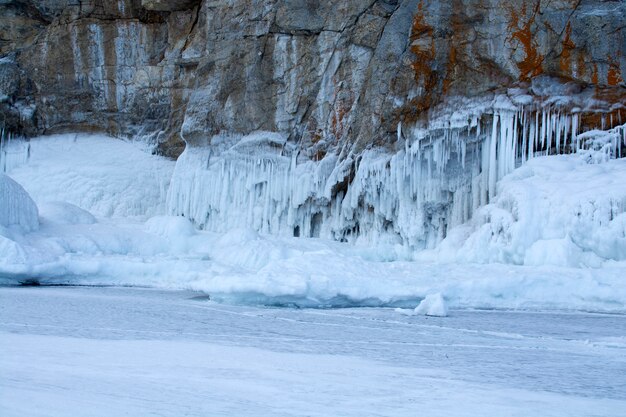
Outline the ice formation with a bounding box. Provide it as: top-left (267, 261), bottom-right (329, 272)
top-left (426, 151), bottom-right (626, 266)
top-left (0, 129), bottom-right (30, 174)
top-left (1, 132), bottom-right (626, 311)
top-left (168, 105), bottom-right (625, 250)
top-left (0, 174), bottom-right (38, 233)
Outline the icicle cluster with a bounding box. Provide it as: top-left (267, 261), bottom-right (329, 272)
top-left (149, 109), bottom-right (626, 249)
top-left (0, 130), bottom-right (30, 174)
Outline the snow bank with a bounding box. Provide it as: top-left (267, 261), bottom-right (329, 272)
top-left (144, 215), bottom-right (196, 253)
top-left (0, 174), bottom-right (38, 232)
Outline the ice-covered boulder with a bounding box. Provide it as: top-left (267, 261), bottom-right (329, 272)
top-left (0, 174), bottom-right (38, 232)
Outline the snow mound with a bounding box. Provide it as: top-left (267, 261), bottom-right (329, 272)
top-left (39, 202), bottom-right (96, 225)
top-left (0, 174), bottom-right (38, 232)
top-left (414, 293), bottom-right (448, 317)
top-left (5, 134), bottom-right (174, 218)
top-left (217, 228), bottom-right (260, 246)
top-left (0, 234), bottom-right (28, 266)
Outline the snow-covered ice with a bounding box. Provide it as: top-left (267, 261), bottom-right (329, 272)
top-left (1, 286), bottom-right (625, 417)
top-left (424, 153), bottom-right (626, 266)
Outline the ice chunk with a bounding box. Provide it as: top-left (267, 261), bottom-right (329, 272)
top-left (0, 174), bottom-right (38, 232)
top-left (414, 293), bottom-right (448, 317)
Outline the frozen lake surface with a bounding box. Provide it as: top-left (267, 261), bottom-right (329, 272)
top-left (1, 286), bottom-right (625, 416)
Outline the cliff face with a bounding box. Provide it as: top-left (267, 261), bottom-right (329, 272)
top-left (1, 0), bottom-right (625, 248)
top-left (1, 0), bottom-right (624, 157)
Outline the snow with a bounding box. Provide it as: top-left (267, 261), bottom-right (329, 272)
top-left (1, 286), bottom-right (625, 417)
top-left (0, 132), bottom-right (625, 312)
top-left (414, 293), bottom-right (449, 317)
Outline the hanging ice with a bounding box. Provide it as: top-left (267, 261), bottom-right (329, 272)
top-left (167, 104), bottom-right (623, 250)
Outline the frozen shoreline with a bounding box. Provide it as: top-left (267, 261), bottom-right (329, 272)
top-left (1, 286), bottom-right (625, 417)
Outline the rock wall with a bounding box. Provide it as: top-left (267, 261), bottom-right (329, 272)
top-left (1, 0), bottom-right (625, 248)
top-left (0, 0), bottom-right (624, 157)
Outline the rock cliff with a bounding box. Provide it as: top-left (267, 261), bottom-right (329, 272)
top-left (1, 0), bottom-right (624, 156)
top-left (1, 0), bottom-right (625, 246)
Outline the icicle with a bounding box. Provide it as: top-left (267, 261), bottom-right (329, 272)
top-left (488, 114), bottom-right (499, 201)
top-left (563, 115), bottom-right (571, 152)
top-left (572, 114), bottom-right (579, 151)
top-left (555, 112), bottom-right (561, 154)
top-left (540, 110), bottom-right (546, 150)
top-left (512, 112), bottom-right (518, 168)
top-left (521, 110), bottom-right (527, 162)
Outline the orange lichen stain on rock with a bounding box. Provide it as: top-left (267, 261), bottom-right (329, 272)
top-left (330, 104), bottom-right (349, 138)
top-left (559, 22), bottom-right (576, 76)
top-left (591, 63), bottom-right (599, 84)
top-left (607, 56), bottom-right (624, 86)
top-left (580, 108), bottom-right (625, 132)
top-left (409, 0), bottom-right (437, 113)
top-left (507, 1), bottom-right (544, 81)
top-left (576, 52), bottom-right (586, 78)
top-left (442, 4), bottom-right (468, 96)
top-left (442, 44), bottom-right (457, 94)
top-left (330, 87), bottom-right (353, 140)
